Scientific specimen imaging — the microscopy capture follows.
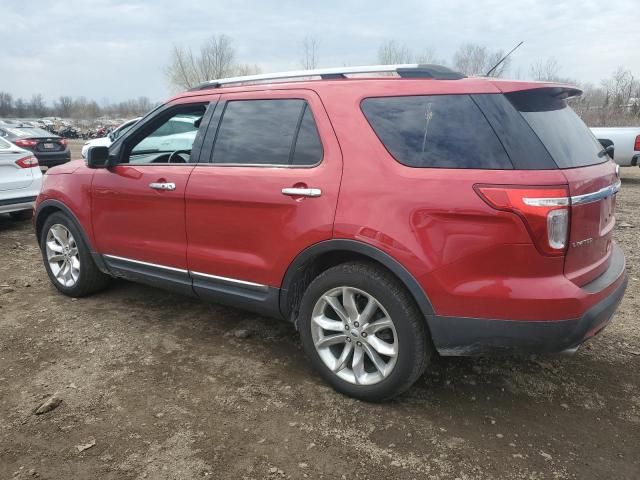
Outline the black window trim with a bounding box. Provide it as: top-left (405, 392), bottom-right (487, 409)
top-left (109, 100), bottom-right (215, 167)
top-left (359, 93), bottom-right (515, 170)
top-left (199, 97), bottom-right (325, 169)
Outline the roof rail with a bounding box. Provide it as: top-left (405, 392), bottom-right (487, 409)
top-left (190, 64), bottom-right (465, 90)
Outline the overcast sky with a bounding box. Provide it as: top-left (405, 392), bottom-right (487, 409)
top-left (2, 0), bottom-right (639, 104)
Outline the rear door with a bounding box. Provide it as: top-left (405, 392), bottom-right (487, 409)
top-left (185, 89), bottom-right (342, 299)
top-left (0, 138), bottom-right (33, 192)
top-left (506, 88), bottom-right (619, 285)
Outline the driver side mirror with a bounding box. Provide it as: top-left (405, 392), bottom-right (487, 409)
top-left (86, 146), bottom-right (110, 169)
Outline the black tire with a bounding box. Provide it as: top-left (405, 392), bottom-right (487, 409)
top-left (298, 261), bottom-right (433, 402)
top-left (9, 209), bottom-right (33, 221)
top-left (40, 212), bottom-right (110, 297)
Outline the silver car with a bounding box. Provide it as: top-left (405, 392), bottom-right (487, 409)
top-left (0, 137), bottom-right (43, 219)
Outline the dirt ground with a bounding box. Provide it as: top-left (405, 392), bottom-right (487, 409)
top-left (1, 150), bottom-right (639, 479)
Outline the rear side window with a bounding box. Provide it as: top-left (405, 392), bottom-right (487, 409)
top-left (212, 99), bottom-right (322, 166)
top-left (361, 95), bottom-right (512, 169)
top-left (506, 89), bottom-right (604, 169)
top-left (291, 105), bottom-right (323, 166)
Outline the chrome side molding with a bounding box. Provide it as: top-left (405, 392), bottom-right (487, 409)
top-left (103, 254), bottom-right (268, 289)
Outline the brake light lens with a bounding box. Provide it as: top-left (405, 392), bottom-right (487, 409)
top-left (634, 135), bottom-right (640, 151)
top-left (14, 139), bottom-right (38, 148)
top-left (15, 155), bottom-right (39, 168)
top-left (59, 138), bottom-right (68, 146)
top-left (475, 185), bottom-right (570, 256)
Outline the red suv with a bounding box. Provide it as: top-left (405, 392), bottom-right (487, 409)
top-left (35, 65), bottom-right (627, 401)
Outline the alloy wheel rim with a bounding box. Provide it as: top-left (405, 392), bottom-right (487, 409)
top-left (311, 286), bottom-right (398, 385)
top-left (46, 224), bottom-right (80, 288)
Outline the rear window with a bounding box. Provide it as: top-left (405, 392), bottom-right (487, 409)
top-left (506, 89), bottom-right (604, 169)
top-left (361, 95), bottom-right (512, 169)
top-left (3, 127), bottom-right (53, 138)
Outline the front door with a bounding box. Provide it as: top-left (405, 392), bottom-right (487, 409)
top-left (185, 90), bottom-right (342, 309)
top-left (92, 101), bottom-right (214, 292)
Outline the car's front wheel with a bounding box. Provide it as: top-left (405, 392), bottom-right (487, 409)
top-left (40, 212), bottom-right (110, 297)
top-left (298, 262), bottom-right (433, 401)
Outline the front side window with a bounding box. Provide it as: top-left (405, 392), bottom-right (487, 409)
top-left (211, 99), bottom-right (323, 166)
top-left (361, 95), bottom-right (512, 169)
top-left (126, 106), bottom-right (206, 164)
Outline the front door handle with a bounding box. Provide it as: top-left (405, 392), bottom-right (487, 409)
top-left (281, 187), bottom-right (322, 198)
top-left (149, 182), bottom-right (176, 191)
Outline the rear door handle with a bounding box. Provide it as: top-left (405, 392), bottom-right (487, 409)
top-left (149, 182), bottom-right (176, 191)
top-left (281, 187), bottom-right (322, 198)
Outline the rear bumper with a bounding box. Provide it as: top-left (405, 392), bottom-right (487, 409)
top-left (33, 149), bottom-right (71, 168)
top-left (431, 245), bottom-right (627, 355)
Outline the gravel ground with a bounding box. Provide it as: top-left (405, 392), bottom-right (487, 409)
top-left (1, 155), bottom-right (639, 479)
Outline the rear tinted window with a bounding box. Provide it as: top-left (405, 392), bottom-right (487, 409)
top-left (3, 127), bottom-right (53, 138)
top-left (291, 105), bottom-right (323, 166)
top-left (506, 89), bottom-right (604, 169)
top-left (361, 95), bottom-right (512, 169)
top-left (212, 99), bottom-right (322, 166)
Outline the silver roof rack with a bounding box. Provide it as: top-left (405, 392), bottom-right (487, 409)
top-left (190, 64), bottom-right (465, 90)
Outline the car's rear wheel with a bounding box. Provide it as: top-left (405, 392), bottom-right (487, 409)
top-left (40, 212), bottom-right (110, 297)
top-left (298, 261), bottom-right (432, 401)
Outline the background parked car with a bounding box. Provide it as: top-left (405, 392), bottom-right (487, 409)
top-left (0, 137), bottom-right (42, 220)
top-left (590, 127), bottom-right (640, 166)
top-left (0, 125), bottom-right (70, 169)
top-left (81, 117), bottom-right (140, 158)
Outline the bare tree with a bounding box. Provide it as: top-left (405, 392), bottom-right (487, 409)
top-left (377, 40), bottom-right (412, 64)
top-left (28, 94), bottom-right (47, 117)
top-left (453, 43), bottom-right (510, 77)
top-left (55, 96), bottom-right (73, 117)
top-left (0, 92), bottom-right (13, 116)
top-left (529, 58), bottom-right (561, 81)
top-left (301, 35), bottom-right (319, 69)
top-left (166, 34), bottom-right (259, 90)
top-left (414, 47), bottom-right (441, 65)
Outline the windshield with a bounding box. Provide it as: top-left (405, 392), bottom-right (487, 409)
top-left (506, 89), bottom-right (604, 169)
top-left (4, 127), bottom-right (55, 138)
top-left (0, 137), bottom-right (11, 149)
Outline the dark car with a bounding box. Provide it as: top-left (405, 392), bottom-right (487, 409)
top-left (0, 125), bottom-right (70, 169)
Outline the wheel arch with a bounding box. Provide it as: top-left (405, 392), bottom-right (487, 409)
top-left (279, 239), bottom-right (434, 327)
top-left (35, 199), bottom-right (109, 273)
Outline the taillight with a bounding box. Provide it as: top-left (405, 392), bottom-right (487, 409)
top-left (15, 155), bottom-right (39, 169)
top-left (634, 135), bottom-right (640, 151)
top-left (14, 139), bottom-right (38, 148)
top-left (475, 185), bottom-right (570, 256)
top-left (59, 138), bottom-right (68, 146)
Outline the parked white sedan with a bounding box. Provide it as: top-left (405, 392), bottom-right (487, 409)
top-left (0, 137), bottom-right (43, 219)
top-left (81, 117), bottom-right (141, 158)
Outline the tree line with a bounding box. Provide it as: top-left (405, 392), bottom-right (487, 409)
top-left (1, 35), bottom-right (638, 127)
top-left (0, 93), bottom-right (156, 121)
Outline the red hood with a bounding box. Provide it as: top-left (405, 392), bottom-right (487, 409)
top-left (46, 160), bottom-right (84, 175)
